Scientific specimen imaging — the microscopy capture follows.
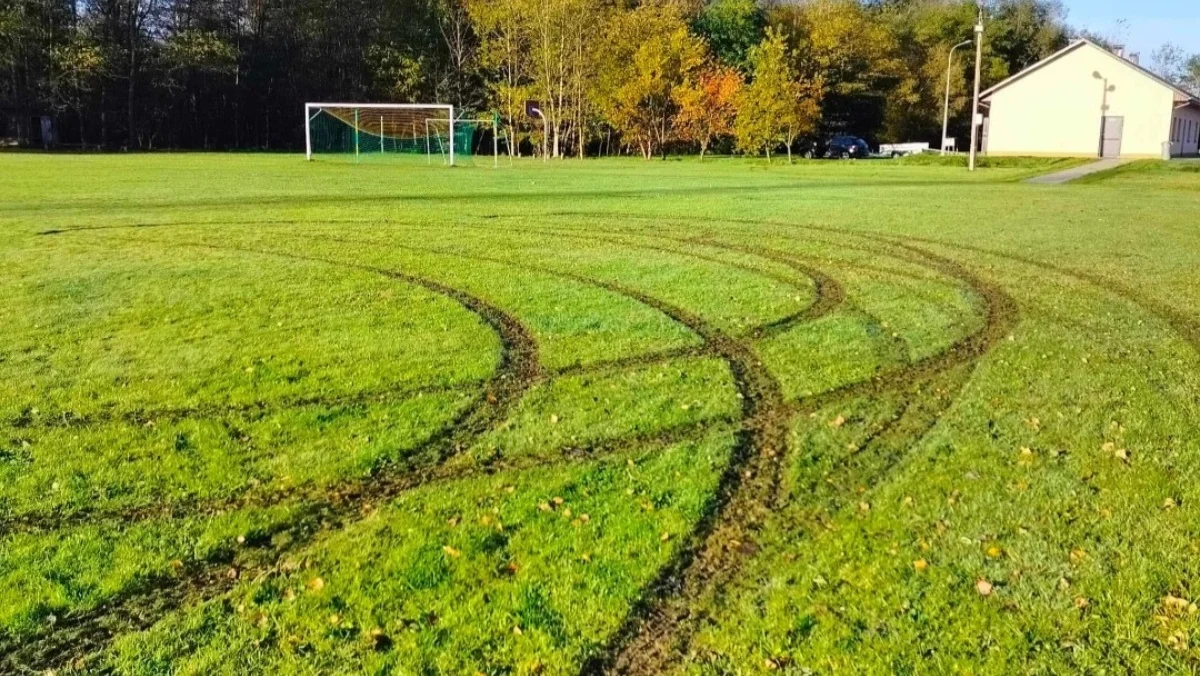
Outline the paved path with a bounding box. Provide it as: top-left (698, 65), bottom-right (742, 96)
top-left (1025, 158), bottom-right (1131, 185)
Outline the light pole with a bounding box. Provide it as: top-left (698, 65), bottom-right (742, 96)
top-left (942, 40), bottom-right (973, 155)
top-left (968, 13), bottom-right (985, 172)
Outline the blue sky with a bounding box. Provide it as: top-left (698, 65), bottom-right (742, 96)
top-left (1061, 0), bottom-right (1200, 57)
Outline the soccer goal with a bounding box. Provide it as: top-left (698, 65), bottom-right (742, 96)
top-left (305, 103), bottom-right (468, 165)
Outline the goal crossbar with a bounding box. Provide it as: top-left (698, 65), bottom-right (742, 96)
top-left (304, 103), bottom-right (456, 165)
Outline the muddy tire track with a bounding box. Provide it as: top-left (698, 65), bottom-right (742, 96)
top-left (269, 233), bottom-right (793, 676)
top-left (584, 237), bottom-right (1014, 674)
top-left (324, 221), bottom-right (1014, 674)
top-left (2, 234), bottom-right (752, 673)
top-left (0, 415), bottom-right (737, 674)
top-left (4, 380), bottom-right (481, 432)
top-left (283, 221), bottom-right (1017, 674)
top-left (14, 220), bottom-right (1022, 675)
top-left (898, 237), bottom-right (1200, 356)
top-left (0, 245), bottom-right (544, 673)
top-left (2, 341), bottom-right (720, 538)
top-left (514, 226), bottom-right (844, 341)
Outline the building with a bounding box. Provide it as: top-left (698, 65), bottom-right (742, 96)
top-left (980, 39), bottom-right (1200, 159)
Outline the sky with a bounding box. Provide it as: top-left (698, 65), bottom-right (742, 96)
top-left (1061, 0), bottom-right (1200, 57)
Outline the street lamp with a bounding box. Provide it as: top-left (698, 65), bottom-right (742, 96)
top-left (968, 16), bottom-right (985, 172)
top-left (942, 39), bottom-right (973, 155)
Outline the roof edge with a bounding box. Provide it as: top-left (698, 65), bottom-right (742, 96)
top-left (980, 39), bottom-right (1200, 104)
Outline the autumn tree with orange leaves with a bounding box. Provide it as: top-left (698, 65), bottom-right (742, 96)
top-left (675, 64), bottom-right (742, 159)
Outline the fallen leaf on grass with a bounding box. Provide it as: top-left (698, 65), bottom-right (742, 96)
top-left (829, 415), bottom-right (846, 428)
top-left (1018, 447), bottom-right (1035, 465)
top-left (307, 577), bottom-right (325, 592)
top-left (442, 545), bottom-right (461, 559)
top-left (913, 559), bottom-right (928, 572)
top-left (976, 579), bottom-right (993, 596)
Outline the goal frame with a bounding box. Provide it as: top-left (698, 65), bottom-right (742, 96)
top-left (304, 102), bottom-right (456, 165)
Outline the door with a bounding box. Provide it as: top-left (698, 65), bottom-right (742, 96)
top-left (1100, 116), bottom-right (1123, 158)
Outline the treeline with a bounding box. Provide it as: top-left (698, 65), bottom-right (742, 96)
top-left (0, 0), bottom-right (1191, 155)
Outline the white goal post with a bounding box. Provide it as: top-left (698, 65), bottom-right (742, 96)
top-left (304, 103), bottom-right (456, 165)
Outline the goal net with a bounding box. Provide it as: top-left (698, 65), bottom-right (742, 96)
top-left (304, 103), bottom-right (477, 165)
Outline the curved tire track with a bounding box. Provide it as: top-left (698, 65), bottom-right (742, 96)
top-left (0, 246), bottom-right (543, 674)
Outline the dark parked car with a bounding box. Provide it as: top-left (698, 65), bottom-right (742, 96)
top-left (802, 135), bottom-right (871, 159)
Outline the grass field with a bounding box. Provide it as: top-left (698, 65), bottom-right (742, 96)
top-left (1, 153), bottom-right (1199, 674)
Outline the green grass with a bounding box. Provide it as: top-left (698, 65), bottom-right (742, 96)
top-left (1, 153), bottom-right (1199, 674)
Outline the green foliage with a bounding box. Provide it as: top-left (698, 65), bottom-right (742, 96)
top-left (692, 0), bottom-right (765, 70)
top-left (736, 29), bottom-right (819, 161)
top-left (160, 30), bottom-right (237, 78)
top-left (366, 44), bottom-right (426, 101)
top-left (0, 0), bottom-right (1122, 154)
top-left (597, 2), bottom-right (708, 159)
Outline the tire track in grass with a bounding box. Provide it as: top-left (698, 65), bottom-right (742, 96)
top-left (516, 213), bottom-right (1016, 418)
top-left (898, 237), bottom-right (1200, 356)
top-left (513, 226), bottom-right (845, 341)
top-left (0, 345), bottom-right (714, 537)
top-left (273, 234), bottom-right (792, 676)
top-left (2, 228), bottom-right (739, 538)
top-left (18, 223), bottom-right (1016, 673)
top-left (0, 246), bottom-right (544, 673)
top-left (8, 226), bottom-right (787, 545)
top-left (460, 220), bottom-right (908, 365)
top-left (1, 235), bottom-right (750, 673)
top-left (4, 380), bottom-right (482, 432)
top-left (0, 418), bottom-right (735, 674)
top-left (313, 220), bottom-right (1016, 673)
top-left (584, 231), bottom-right (1016, 674)
top-left (321, 221), bottom-right (1011, 672)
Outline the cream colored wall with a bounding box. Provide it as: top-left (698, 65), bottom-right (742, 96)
top-left (1170, 105), bottom-right (1200, 156)
top-left (985, 44), bottom-right (1175, 159)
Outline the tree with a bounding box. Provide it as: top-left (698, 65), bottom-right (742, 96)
top-left (48, 30), bottom-right (107, 147)
top-left (597, 1), bottom-right (706, 159)
top-left (692, 0), bottom-right (763, 71)
top-left (770, 0), bottom-right (900, 138)
top-left (675, 63), bottom-right (741, 158)
top-left (1183, 55), bottom-right (1200, 97)
top-left (525, 0), bottom-right (600, 158)
top-left (875, 0), bottom-right (976, 143)
top-left (736, 28), bottom-right (820, 162)
top-left (1150, 43), bottom-right (1189, 84)
top-left (468, 0), bottom-right (529, 155)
